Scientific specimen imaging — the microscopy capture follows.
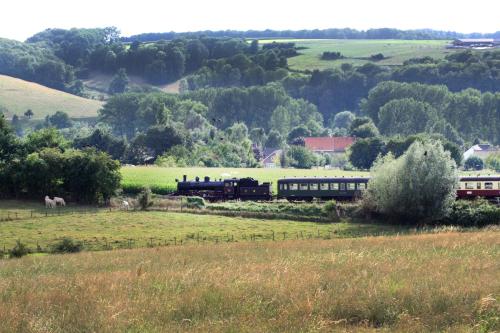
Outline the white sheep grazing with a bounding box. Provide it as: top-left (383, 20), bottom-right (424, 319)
top-left (53, 197), bottom-right (66, 206)
top-left (121, 200), bottom-right (130, 210)
top-left (44, 196), bottom-right (56, 208)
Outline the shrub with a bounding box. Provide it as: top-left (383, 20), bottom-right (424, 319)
top-left (365, 141), bottom-right (458, 224)
top-left (51, 238), bottom-right (83, 254)
top-left (186, 196), bottom-right (205, 209)
top-left (441, 199), bottom-right (500, 227)
top-left (322, 200), bottom-right (339, 221)
top-left (370, 53), bottom-right (385, 61)
top-left (9, 240), bottom-right (30, 258)
top-left (464, 156), bottom-right (484, 170)
top-left (137, 186), bottom-right (154, 210)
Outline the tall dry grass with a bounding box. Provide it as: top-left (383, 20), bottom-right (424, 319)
top-left (0, 231), bottom-right (498, 332)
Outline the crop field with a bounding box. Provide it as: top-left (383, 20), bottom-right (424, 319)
top-left (0, 74), bottom-right (103, 119)
top-left (1, 231), bottom-right (498, 332)
top-left (121, 166), bottom-right (368, 194)
top-left (260, 39), bottom-right (454, 70)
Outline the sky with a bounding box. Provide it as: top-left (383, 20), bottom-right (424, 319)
top-left (1, 0), bottom-right (499, 41)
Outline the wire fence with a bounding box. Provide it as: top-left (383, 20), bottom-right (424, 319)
top-left (1, 228), bottom-right (368, 256)
top-left (0, 205), bottom-right (332, 224)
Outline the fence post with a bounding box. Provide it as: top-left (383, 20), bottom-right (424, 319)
top-left (283, 232), bottom-right (286, 240)
top-left (174, 237), bottom-right (176, 246)
top-left (272, 231), bottom-right (275, 241)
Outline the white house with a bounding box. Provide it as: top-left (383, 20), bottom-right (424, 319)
top-left (463, 144), bottom-right (500, 160)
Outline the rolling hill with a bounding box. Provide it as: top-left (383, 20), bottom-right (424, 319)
top-left (0, 75), bottom-right (103, 119)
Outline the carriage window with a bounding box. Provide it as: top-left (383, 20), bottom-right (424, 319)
top-left (289, 183), bottom-right (298, 190)
top-left (310, 183), bottom-right (318, 190)
top-left (283, 184), bottom-right (288, 190)
top-left (477, 182), bottom-right (481, 190)
top-left (358, 183), bottom-right (366, 190)
top-left (279, 184), bottom-right (283, 190)
top-left (485, 182), bottom-right (493, 189)
top-left (340, 183), bottom-right (346, 191)
top-left (300, 183), bottom-right (309, 191)
top-left (330, 183), bottom-right (339, 190)
top-left (347, 183), bottom-right (355, 190)
top-left (465, 183), bottom-right (474, 189)
top-left (320, 183), bottom-right (329, 190)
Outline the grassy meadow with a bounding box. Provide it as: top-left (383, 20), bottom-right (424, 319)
top-left (0, 74), bottom-right (103, 119)
top-left (121, 166), bottom-right (368, 194)
top-left (0, 205), bottom-right (405, 251)
top-left (0, 231), bottom-right (498, 332)
top-left (260, 39), bottom-right (453, 70)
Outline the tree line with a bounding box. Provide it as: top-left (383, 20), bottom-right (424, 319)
top-left (122, 28), bottom-right (500, 43)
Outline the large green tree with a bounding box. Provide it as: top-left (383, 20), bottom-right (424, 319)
top-left (365, 141), bottom-right (458, 223)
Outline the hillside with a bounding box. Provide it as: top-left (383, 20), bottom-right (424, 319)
top-left (82, 71), bottom-right (181, 99)
top-left (260, 39), bottom-right (456, 70)
top-left (0, 75), bottom-right (103, 119)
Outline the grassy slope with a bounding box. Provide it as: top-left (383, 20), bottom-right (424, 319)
top-left (0, 231), bottom-right (498, 332)
top-left (83, 71), bottom-right (180, 99)
top-left (0, 74), bottom-right (103, 119)
top-left (121, 166), bottom-right (369, 193)
top-left (260, 39), bottom-right (453, 70)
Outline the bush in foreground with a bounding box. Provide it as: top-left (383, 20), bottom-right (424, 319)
top-left (51, 238), bottom-right (83, 254)
top-left (365, 141), bottom-right (458, 224)
top-left (9, 240), bottom-right (30, 258)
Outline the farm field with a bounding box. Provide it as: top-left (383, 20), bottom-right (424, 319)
top-left (0, 206), bottom-right (404, 251)
top-left (0, 74), bottom-right (103, 119)
top-left (121, 166), bottom-right (369, 193)
top-left (259, 39), bottom-right (453, 70)
top-left (0, 231), bottom-right (498, 332)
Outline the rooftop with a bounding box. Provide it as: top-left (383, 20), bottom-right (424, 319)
top-left (304, 137), bottom-right (355, 152)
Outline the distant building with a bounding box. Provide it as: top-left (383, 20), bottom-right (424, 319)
top-left (261, 148), bottom-right (282, 168)
top-left (463, 144), bottom-right (500, 160)
top-left (303, 137), bottom-right (355, 156)
top-left (448, 39), bottom-right (500, 49)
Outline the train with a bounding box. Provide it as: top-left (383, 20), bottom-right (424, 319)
top-left (175, 174), bottom-right (500, 203)
top-left (175, 175), bottom-right (272, 201)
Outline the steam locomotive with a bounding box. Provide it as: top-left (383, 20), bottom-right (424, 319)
top-left (175, 175), bottom-right (272, 201)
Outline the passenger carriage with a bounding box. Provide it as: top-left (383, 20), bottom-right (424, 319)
top-left (457, 176), bottom-right (500, 201)
top-left (277, 177), bottom-right (370, 201)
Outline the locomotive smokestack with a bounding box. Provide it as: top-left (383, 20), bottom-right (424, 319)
top-left (204, 176), bottom-right (210, 182)
top-left (183, 175), bottom-right (187, 182)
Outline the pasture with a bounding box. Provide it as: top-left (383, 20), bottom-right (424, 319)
top-left (0, 231), bottom-right (498, 332)
top-left (121, 166), bottom-right (368, 194)
top-left (0, 74), bottom-right (103, 119)
top-left (260, 39), bottom-right (453, 70)
top-left (0, 203), bottom-right (403, 251)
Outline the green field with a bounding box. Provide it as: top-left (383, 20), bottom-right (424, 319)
top-left (260, 39), bottom-right (454, 70)
top-left (1, 231), bottom-right (498, 332)
top-left (0, 74), bottom-right (103, 119)
top-left (121, 166), bottom-right (368, 193)
top-left (0, 204), bottom-right (404, 251)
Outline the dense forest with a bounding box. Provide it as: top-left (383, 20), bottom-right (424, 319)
top-left (0, 27), bottom-right (499, 170)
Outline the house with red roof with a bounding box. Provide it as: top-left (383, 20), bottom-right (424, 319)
top-left (303, 137), bottom-right (355, 156)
